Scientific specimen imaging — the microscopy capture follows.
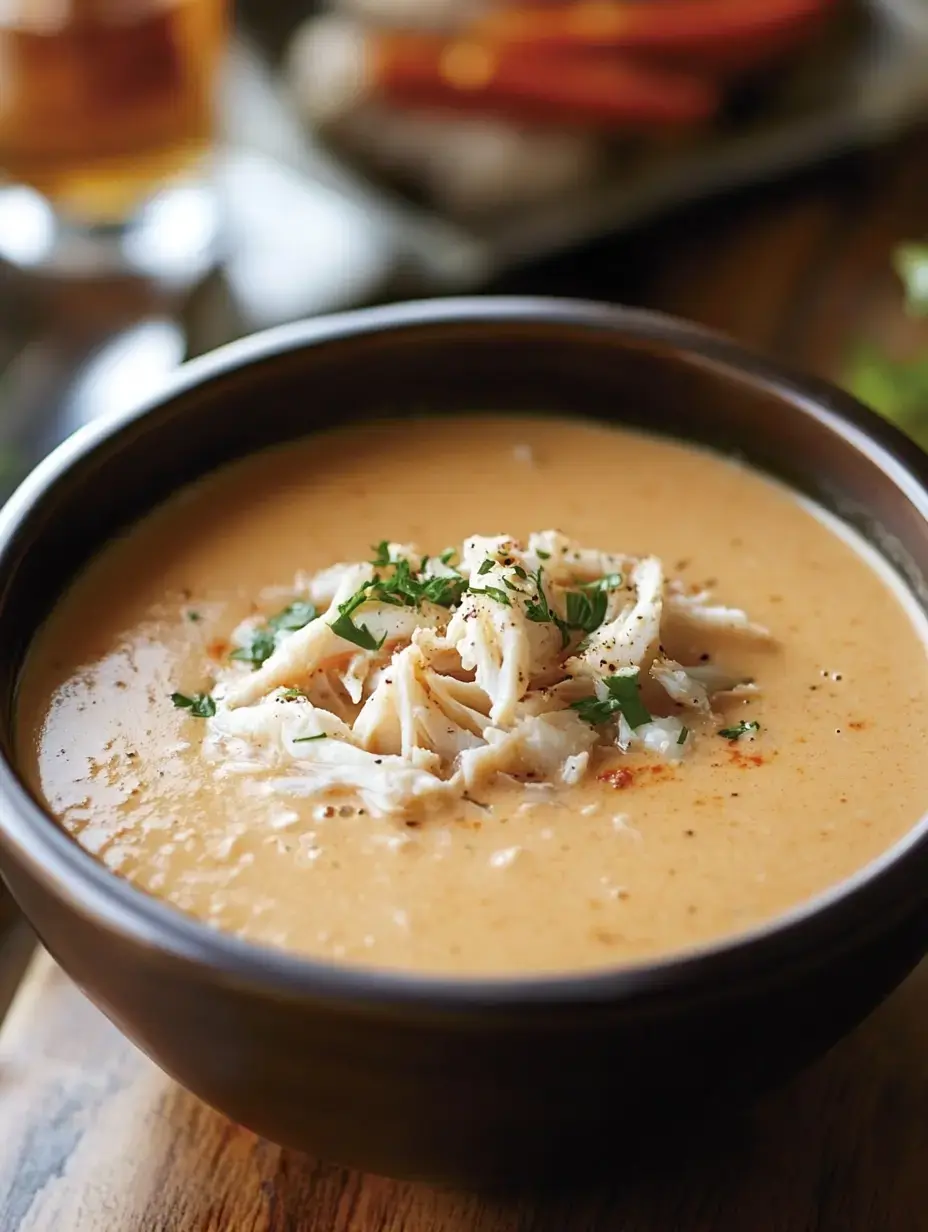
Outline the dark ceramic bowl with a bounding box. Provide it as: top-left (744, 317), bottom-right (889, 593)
top-left (0, 298), bottom-right (927, 1186)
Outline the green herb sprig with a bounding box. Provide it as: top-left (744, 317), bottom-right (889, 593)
top-left (525, 567), bottom-right (621, 646)
top-left (268, 600), bottom-right (317, 632)
top-left (571, 671), bottom-right (651, 729)
top-left (331, 582), bottom-right (385, 651)
top-left (524, 566), bottom-right (570, 647)
top-left (333, 553), bottom-right (468, 650)
top-left (468, 584), bottom-right (512, 606)
top-left (171, 691), bottom-right (216, 718)
top-left (718, 720), bottom-right (760, 741)
top-left (231, 599), bottom-right (317, 668)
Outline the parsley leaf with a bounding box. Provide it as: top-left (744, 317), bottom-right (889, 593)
top-left (340, 551), bottom-right (470, 625)
top-left (571, 671), bottom-right (651, 729)
top-left (268, 600), bottom-right (316, 631)
top-left (570, 695), bottom-right (617, 725)
top-left (468, 585), bottom-right (511, 606)
top-left (418, 573), bottom-right (467, 608)
top-left (527, 565), bottom-right (621, 645)
top-left (230, 627), bottom-right (277, 667)
top-left (524, 567), bottom-right (551, 622)
top-left (536, 549), bottom-right (551, 560)
top-left (718, 720), bottom-right (760, 740)
top-left (677, 725), bottom-right (689, 746)
top-left (524, 566), bottom-right (571, 647)
top-left (478, 558), bottom-right (496, 576)
top-left (370, 559), bottom-right (419, 608)
top-left (564, 587), bottom-right (607, 635)
top-left (605, 672), bottom-right (651, 728)
top-left (561, 573), bottom-right (622, 636)
top-left (371, 541), bottom-right (392, 567)
top-left (368, 558), bottom-right (466, 610)
top-left (439, 547), bottom-right (457, 565)
top-left (294, 733), bottom-right (327, 742)
top-left (331, 582), bottom-right (385, 651)
top-left (230, 599), bottom-right (317, 669)
top-left (585, 572), bottom-right (623, 592)
top-left (280, 687), bottom-right (308, 700)
top-left (171, 691), bottom-right (216, 718)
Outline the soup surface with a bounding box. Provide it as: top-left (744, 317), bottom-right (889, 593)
top-left (18, 416), bottom-right (928, 975)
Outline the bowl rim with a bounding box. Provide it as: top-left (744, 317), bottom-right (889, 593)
top-left (2, 294), bottom-right (928, 1010)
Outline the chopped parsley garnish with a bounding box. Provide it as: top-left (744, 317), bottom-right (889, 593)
top-left (468, 585), bottom-right (511, 606)
top-left (186, 610), bottom-right (202, 623)
top-left (563, 573), bottom-right (622, 636)
top-left (677, 725), bottom-right (689, 746)
top-left (524, 568), bottom-right (552, 622)
top-left (329, 552), bottom-right (473, 648)
top-left (230, 627), bottom-right (277, 667)
top-left (525, 566), bottom-right (571, 647)
top-left (331, 582), bottom-right (385, 651)
top-left (571, 671), bottom-right (651, 729)
top-left (588, 572), bottom-right (623, 592)
top-left (478, 558), bottom-right (496, 576)
top-left (367, 558), bottom-right (466, 610)
top-left (268, 600), bottom-right (316, 631)
top-left (718, 720), bottom-right (760, 740)
top-left (370, 540), bottom-right (393, 567)
top-left (536, 549), bottom-right (551, 560)
top-left (571, 696), bottom-right (614, 726)
top-left (525, 567), bottom-right (621, 646)
top-left (439, 547), bottom-right (457, 565)
top-left (294, 733), bottom-right (327, 742)
top-left (564, 587), bottom-right (607, 635)
top-left (230, 599), bottom-right (317, 669)
top-left (280, 687), bottom-right (308, 700)
top-left (171, 691), bottom-right (216, 718)
top-left (418, 573), bottom-right (467, 608)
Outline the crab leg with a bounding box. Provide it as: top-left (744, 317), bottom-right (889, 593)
top-left (302, 21), bottom-right (720, 129)
top-left (473, 0), bottom-right (837, 72)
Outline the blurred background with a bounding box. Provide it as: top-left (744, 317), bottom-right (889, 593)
top-left (0, 0), bottom-right (926, 496)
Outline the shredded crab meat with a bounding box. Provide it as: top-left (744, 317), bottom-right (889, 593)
top-left (527, 530), bottom-right (630, 585)
top-left (185, 531), bottom-right (771, 818)
top-left (567, 556), bottom-right (664, 679)
top-left (666, 582), bottom-right (771, 637)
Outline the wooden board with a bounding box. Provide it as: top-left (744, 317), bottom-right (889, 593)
top-left (0, 949), bottom-right (926, 1230)
top-left (1, 124), bottom-right (927, 1231)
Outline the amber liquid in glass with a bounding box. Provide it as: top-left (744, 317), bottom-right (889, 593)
top-left (0, 0), bottom-right (226, 224)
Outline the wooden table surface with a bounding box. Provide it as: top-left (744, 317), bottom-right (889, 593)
top-left (1, 125), bottom-right (927, 1231)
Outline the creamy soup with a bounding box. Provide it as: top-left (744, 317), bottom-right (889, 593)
top-left (17, 416), bottom-right (928, 975)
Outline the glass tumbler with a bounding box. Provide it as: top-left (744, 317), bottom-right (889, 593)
top-left (0, 0), bottom-right (227, 278)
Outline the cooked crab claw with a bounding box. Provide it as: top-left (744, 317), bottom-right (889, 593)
top-left (473, 0), bottom-right (837, 75)
top-left (290, 16), bottom-right (720, 130)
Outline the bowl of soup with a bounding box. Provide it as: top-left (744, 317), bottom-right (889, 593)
top-left (0, 298), bottom-right (927, 1184)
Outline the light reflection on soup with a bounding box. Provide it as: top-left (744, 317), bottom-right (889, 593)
top-left (17, 416), bottom-right (928, 975)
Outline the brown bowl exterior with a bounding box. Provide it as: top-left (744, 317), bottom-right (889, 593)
top-left (0, 299), bottom-right (927, 1185)
top-left (0, 882), bottom-right (15, 935)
